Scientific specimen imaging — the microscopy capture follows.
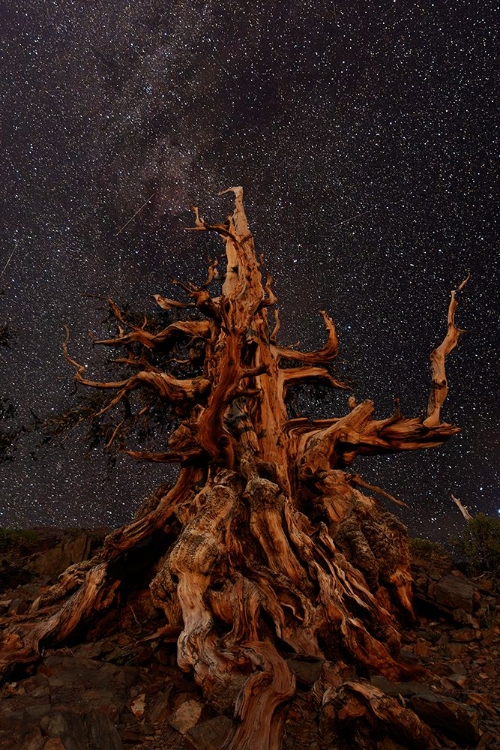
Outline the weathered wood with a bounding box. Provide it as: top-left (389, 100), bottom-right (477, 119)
top-left (451, 493), bottom-right (474, 521)
top-left (0, 188), bottom-right (468, 749)
top-left (424, 273), bottom-right (469, 427)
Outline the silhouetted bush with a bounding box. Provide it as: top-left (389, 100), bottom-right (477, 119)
top-left (454, 514), bottom-right (500, 585)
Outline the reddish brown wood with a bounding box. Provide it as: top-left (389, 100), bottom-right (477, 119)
top-left (0, 188), bottom-right (468, 749)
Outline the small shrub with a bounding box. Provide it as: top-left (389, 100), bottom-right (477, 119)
top-left (454, 514), bottom-right (500, 584)
top-left (410, 537), bottom-right (444, 555)
top-left (409, 536), bottom-right (452, 577)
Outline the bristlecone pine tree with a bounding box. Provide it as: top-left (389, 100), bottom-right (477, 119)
top-left (1, 188), bottom-right (469, 749)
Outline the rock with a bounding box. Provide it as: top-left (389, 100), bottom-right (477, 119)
top-left (168, 699), bottom-right (204, 735)
top-left (447, 673), bottom-right (468, 688)
top-left (25, 703), bottom-right (52, 719)
top-left (39, 710), bottom-right (123, 750)
top-left (377, 739), bottom-right (410, 750)
top-left (43, 740), bottom-right (66, 750)
top-left (116, 633), bottom-right (132, 647)
top-left (448, 661), bottom-right (467, 675)
top-left (452, 608), bottom-right (479, 627)
top-left (129, 693), bottom-right (146, 719)
top-left (186, 715), bottom-right (234, 750)
top-left (434, 573), bottom-right (475, 614)
top-left (73, 641), bottom-right (107, 660)
top-left (135, 645), bottom-right (154, 664)
top-left (150, 686), bottom-right (174, 724)
top-left (285, 656), bottom-right (325, 686)
top-left (28, 685), bottom-right (51, 700)
top-left (417, 626), bottom-right (442, 644)
top-left (85, 710), bottom-right (124, 750)
top-left (40, 654), bottom-right (138, 690)
top-left (445, 642), bottom-right (469, 658)
top-left (413, 639), bottom-right (431, 657)
top-left (21, 729), bottom-right (45, 749)
top-left (370, 676), bottom-right (433, 699)
top-left (39, 712), bottom-right (88, 750)
top-left (476, 577), bottom-right (495, 593)
top-left (482, 629), bottom-right (498, 646)
top-left (451, 628), bottom-right (479, 642)
top-left (409, 693), bottom-right (481, 744)
top-left (155, 646), bottom-right (177, 666)
top-left (118, 728), bottom-right (145, 743)
top-left (466, 692), bottom-right (497, 716)
top-left (474, 732), bottom-right (500, 749)
top-left (0, 701), bottom-right (25, 723)
top-left (35, 655), bottom-right (138, 724)
top-left (481, 662), bottom-right (498, 677)
top-left (27, 532), bottom-right (104, 580)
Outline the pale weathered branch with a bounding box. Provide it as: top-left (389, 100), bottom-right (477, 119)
top-left (424, 273), bottom-right (470, 427)
top-left (219, 185), bottom-right (249, 235)
top-left (451, 493), bottom-right (473, 521)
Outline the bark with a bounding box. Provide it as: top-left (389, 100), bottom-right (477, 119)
top-left (0, 188), bottom-right (468, 749)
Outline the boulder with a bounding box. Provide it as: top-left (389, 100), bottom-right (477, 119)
top-left (434, 573), bottom-right (475, 614)
top-left (285, 655), bottom-right (324, 686)
top-left (40, 710), bottom-right (123, 750)
top-left (409, 693), bottom-right (480, 745)
top-left (186, 716), bottom-right (234, 750)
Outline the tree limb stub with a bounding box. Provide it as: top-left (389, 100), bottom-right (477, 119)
top-left (2, 189), bottom-right (469, 750)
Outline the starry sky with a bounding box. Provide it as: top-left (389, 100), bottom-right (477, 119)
top-left (1, 0), bottom-right (498, 540)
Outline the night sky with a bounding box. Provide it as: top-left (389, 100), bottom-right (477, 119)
top-left (1, 0), bottom-right (498, 541)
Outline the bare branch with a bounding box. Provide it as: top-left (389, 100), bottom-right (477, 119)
top-left (219, 185), bottom-right (249, 235)
top-left (63, 327), bottom-right (211, 411)
top-left (424, 273), bottom-right (470, 427)
top-left (95, 319), bottom-right (211, 350)
top-left (270, 309), bottom-right (280, 344)
top-left (280, 365), bottom-right (349, 393)
top-left (153, 294), bottom-right (195, 311)
top-left (274, 310), bottom-right (339, 364)
top-left (349, 474), bottom-right (408, 508)
top-left (123, 448), bottom-right (204, 464)
top-left (451, 493), bottom-right (473, 521)
top-left (297, 398), bottom-right (461, 480)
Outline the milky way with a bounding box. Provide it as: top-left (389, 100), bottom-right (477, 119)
top-left (1, 0), bottom-right (498, 540)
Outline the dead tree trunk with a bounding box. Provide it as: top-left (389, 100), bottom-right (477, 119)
top-left (0, 188), bottom-right (468, 749)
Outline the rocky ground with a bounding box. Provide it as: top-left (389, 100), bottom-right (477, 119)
top-left (0, 529), bottom-right (499, 750)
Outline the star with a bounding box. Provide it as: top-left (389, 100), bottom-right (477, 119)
top-left (1, 1), bottom-right (498, 542)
